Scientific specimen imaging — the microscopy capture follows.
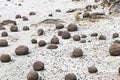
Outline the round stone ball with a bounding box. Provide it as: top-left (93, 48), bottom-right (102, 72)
top-left (0, 54), bottom-right (11, 62)
top-left (61, 31), bottom-right (71, 39)
top-left (72, 48), bottom-right (83, 57)
top-left (10, 25), bottom-right (18, 32)
top-left (23, 26), bottom-right (29, 31)
top-left (73, 35), bottom-right (80, 41)
top-left (1, 31), bottom-right (8, 37)
top-left (91, 33), bottom-right (98, 37)
top-left (65, 73), bottom-right (77, 80)
top-left (37, 29), bottom-right (44, 36)
top-left (15, 15), bottom-right (21, 19)
top-left (31, 39), bottom-right (37, 44)
top-left (47, 44), bottom-right (58, 49)
top-left (99, 35), bottom-right (106, 40)
top-left (109, 43), bottom-right (120, 56)
top-left (0, 39), bottom-right (8, 47)
top-left (58, 31), bottom-right (63, 36)
top-left (113, 33), bottom-right (119, 38)
top-left (67, 23), bottom-right (78, 31)
top-left (51, 36), bottom-right (59, 44)
top-left (29, 12), bottom-right (36, 15)
top-left (15, 45), bottom-right (29, 55)
top-left (56, 24), bottom-right (64, 29)
top-left (27, 71), bottom-right (39, 80)
top-left (88, 66), bottom-right (98, 73)
top-left (38, 40), bottom-right (46, 47)
top-left (81, 34), bottom-right (87, 38)
top-left (33, 61), bottom-right (44, 71)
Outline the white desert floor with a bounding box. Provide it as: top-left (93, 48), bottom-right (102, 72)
top-left (0, 0), bottom-right (120, 80)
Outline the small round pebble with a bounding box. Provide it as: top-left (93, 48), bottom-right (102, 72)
top-left (81, 34), bottom-right (87, 38)
top-left (10, 25), bottom-right (18, 32)
top-left (47, 44), bottom-right (58, 49)
top-left (56, 24), bottom-right (64, 29)
top-left (88, 66), bottom-right (98, 73)
top-left (1, 31), bottom-right (8, 37)
top-left (31, 39), bottom-right (37, 44)
top-left (29, 11), bottom-right (36, 15)
top-left (72, 48), bottom-right (83, 57)
top-left (0, 54), bottom-right (11, 62)
top-left (73, 35), bottom-right (80, 41)
top-left (27, 71), bottom-right (39, 80)
top-left (80, 40), bottom-right (86, 43)
top-left (23, 26), bottom-right (29, 31)
top-left (65, 73), bottom-right (77, 80)
top-left (37, 29), bottom-right (44, 36)
top-left (15, 45), bottom-right (29, 55)
top-left (33, 61), bottom-right (44, 71)
top-left (61, 31), bottom-right (71, 39)
top-left (38, 40), bottom-right (46, 47)
top-left (113, 33), bottom-right (119, 38)
top-left (91, 33), bottom-right (98, 37)
top-left (51, 36), bottom-right (59, 44)
top-left (99, 35), bottom-right (106, 40)
top-left (67, 23), bottom-right (78, 31)
top-left (0, 39), bottom-right (8, 47)
top-left (15, 15), bottom-right (21, 19)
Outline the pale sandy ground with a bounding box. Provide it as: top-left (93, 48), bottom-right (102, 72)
top-left (0, 0), bottom-right (120, 80)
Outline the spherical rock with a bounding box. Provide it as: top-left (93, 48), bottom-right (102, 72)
top-left (51, 36), bottom-right (59, 44)
top-left (65, 73), bottom-right (77, 80)
top-left (114, 40), bottom-right (120, 44)
top-left (80, 40), bottom-right (86, 43)
top-left (99, 35), bottom-right (106, 40)
top-left (47, 44), bottom-right (58, 49)
top-left (22, 16), bottom-right (28, 21)
top-left (27, 71), bottom-right (39, 80)
top-left (0, 54), bottom-right (11, 62)
top-left (81, 34), bottom-right (87, 38)
top-left (72, 48), bottom-right (83, 57)
top-left (58, 31), bottom-right (63, 36)
top-left (113, 33), bottom-right (119, 38)
top-left (15, 45), bottom-right (29, 55)
top-left (67, 23), bottom-right (78, 31)
top-left (83, 12), bottom-right (91, 18)
top-left (15, 15), bottom-right (21, 19)
top-left (61, 31), bottom-right (71, 39)
top-left (10, 25), bottom-right (18, 32)
top-left (109, 43), bottom-right (120, 56)
top-left (1, 31), bottom-right (8, 37)
top-left (73, 35), bottom-right (80, 41)
top-left (38, 40), bottom-right (46, 47)
top-left (91, 33), bottom-right (98, 37)
top-left (0, 39), bottom-right (8, 47)
top-left (23, 26), bottom-right (29, 31)
top-left (88, 66), bottom-right (98, 73)
top-left (37, 29), bottom-right (44, 36)
top-left (29, 11), bottom-right (36, 15)
top-left (33, 61), bottom-right (44, 71)
top-left (56, 24), bottom-right (64, 29)
top-left (31, 39), bottom-right (37, 44)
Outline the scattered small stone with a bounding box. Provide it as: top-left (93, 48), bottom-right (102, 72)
top-left (65, 73), bottom-right (77, 80)
top-left (33, 61), bottom-right (44, 71)
top-left (31, 39), bottom-right (37, 44)
top-left (10, 25), bottom-right (18, 32)
top-left (81, 34), bottom-right (87, 38)
top-left (15, 45), bottom-right (29, 55)
top-left (56, 24), bottom-right (64, 29)
top-left (99, 35), bottom-right (106, 40)
top-left (56, 9), bottom-right (61, 12)
top-left (48, 14), bottom-right (53, 17)
top-left (113, 33), bottom-right (119, 38)
top-left (58, 31), bottom-right (63, 36)
top-left (72, 48), bottom-right (83, 58)
top-left (23, 26), bottom-right (29, 31)
top-left (47, 44), bottom-right (58, 49)
top-left (51, 36), bottom-right (59, 44)
top-left (114, 40), bottom-right (120, 44)
top-left (22, 16), bottom-right (29, 21)
top-left (38, 40), bottom-right (46, 47)
top-left (0, 39), bottom-right (8, 47)
top-left (61, 31), bottom-right (71, 39)
top-left (73, 35), bottom-right (80, 41)
top-left (1, 31), bottom-right (8, 37)
top-left (27, 71), bottom-right (39, 80)
top-left (88, 66), bottom-right (98, 73)
top-left (67, 23), bottom-right (78, 31)
top-left (95, 0), bottom-right (100, 3)
top-left (29, 11), bottom-right (36, 15)
top-left (91, 33), bottom-right (98, 37)
top-left (86, 5), bottom-right (92, 11)
top-left (109, 43), bottom-right (120, 56)
top-left (15, 15), bottom-right (21, 19)
top-left (83, 12), bottom-right (91, 18)
top-left (37, 29), bottom-right (44, 36)
top-left (66, 9), bottom-right (77, 13)
top-left (0, 54), bottom-right (11, 62)
top-left (80, 40), bottom-right (86, 43)
top-left (1, 20), bottom-right (17, 25)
